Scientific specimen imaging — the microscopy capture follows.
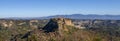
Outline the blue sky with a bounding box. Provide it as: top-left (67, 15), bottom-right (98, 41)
top-left (0, 0), bottom-right (120, 18)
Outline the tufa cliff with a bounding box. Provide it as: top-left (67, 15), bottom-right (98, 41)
top-left (42, 18), bottom-right (74, 33)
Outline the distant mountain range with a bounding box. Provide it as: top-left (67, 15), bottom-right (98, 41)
top-left (1, 14), bottom-right (120, 20)
top-left (40, 14), bottom-right (120, 20)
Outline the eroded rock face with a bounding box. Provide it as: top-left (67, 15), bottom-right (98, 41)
top-left (0, 20), bottom-right (14, 28)
top-left (43, 18), bottom-right (74, 32)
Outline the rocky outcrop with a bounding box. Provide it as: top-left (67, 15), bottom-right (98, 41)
top-left (29, 20), bottom-right (38, 26)
top-left (42, 18), bottom-right (74, 33)
top-left (0, 20), bottom-right (14, 28)
top-left (29, 20), bottom-right (39, 28)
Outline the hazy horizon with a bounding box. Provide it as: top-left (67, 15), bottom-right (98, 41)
top-left (0, 0), bottom-right (120, 18)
